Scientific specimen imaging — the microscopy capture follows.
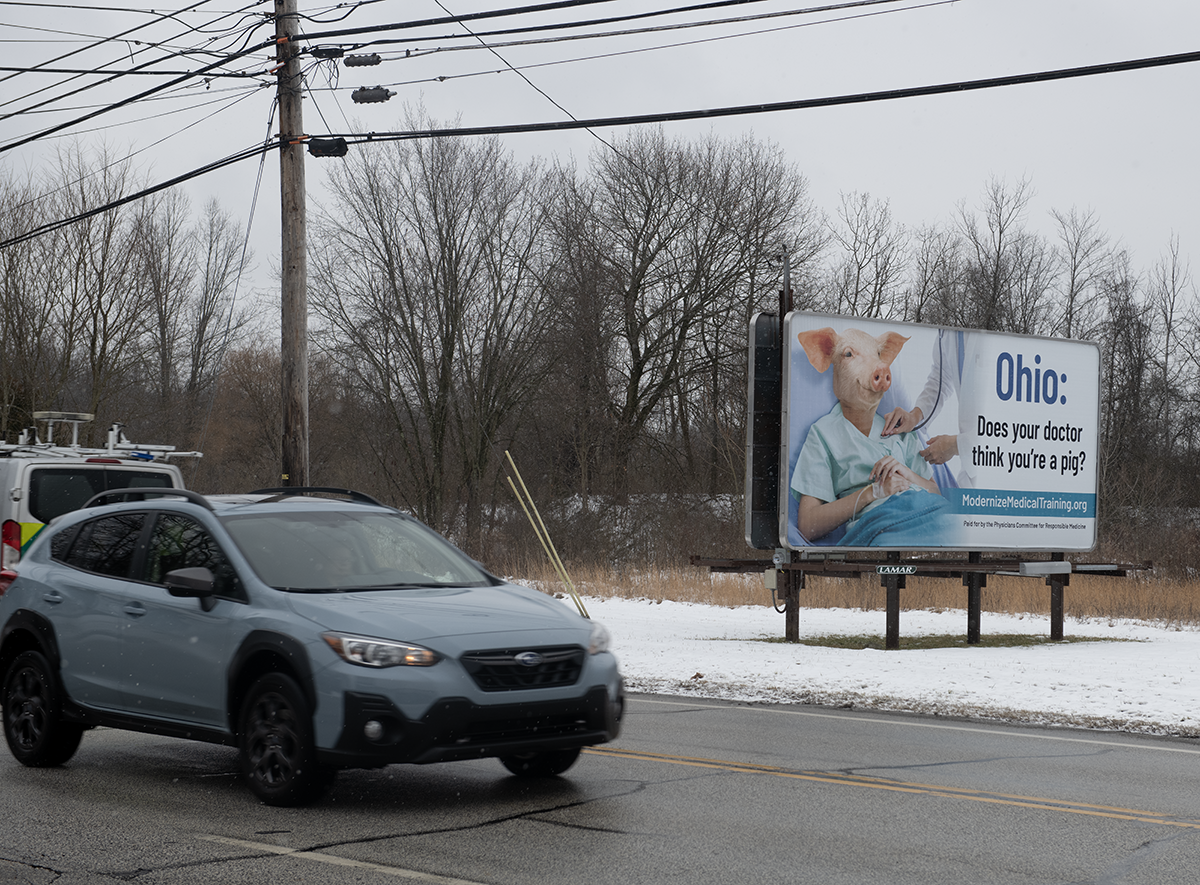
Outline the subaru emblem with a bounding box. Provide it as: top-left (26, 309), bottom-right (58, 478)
top-left (515, 651), bottom-right (544, 667)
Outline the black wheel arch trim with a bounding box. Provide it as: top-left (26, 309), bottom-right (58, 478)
top-left (1, 609), bottom-right (63, 677)
top-left (227, 630), bottom-right (317, 733)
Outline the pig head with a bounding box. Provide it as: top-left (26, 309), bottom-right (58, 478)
top-left (797, 326), bottom-right (909, 415)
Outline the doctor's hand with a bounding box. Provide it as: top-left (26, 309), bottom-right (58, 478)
top-left (919, 434), bottom-right (959, 465)
top-left (881, 406), bottom-right (923, 436)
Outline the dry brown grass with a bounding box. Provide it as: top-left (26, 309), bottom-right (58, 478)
top-left (509, 559), bottom-right (1200, 627)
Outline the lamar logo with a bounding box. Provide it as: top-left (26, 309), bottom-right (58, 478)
top-left (876, 565), bottom-right (917, 575)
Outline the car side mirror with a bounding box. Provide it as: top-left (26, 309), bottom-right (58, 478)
top-left (165, 566), bottom-right (217, 612)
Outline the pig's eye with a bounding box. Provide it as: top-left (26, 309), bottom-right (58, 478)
top-left (843, 349), bottom-right (853, 359)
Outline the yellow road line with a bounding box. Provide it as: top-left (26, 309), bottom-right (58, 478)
top-left (584, 746), bottom-right (1200, 830)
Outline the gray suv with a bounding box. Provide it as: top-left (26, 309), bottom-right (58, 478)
top-left (0, 489), bottom-right (623, 805)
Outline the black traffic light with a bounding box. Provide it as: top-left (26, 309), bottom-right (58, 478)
top-left (351, 86), bottom-right (395, 103)
top-left (308, 137), bottom-right (348, 158)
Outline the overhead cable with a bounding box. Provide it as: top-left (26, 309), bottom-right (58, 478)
top-left (321, 48), bottom-right (1200, 145)
top-left (5, 47), bottom-right (1199, 250)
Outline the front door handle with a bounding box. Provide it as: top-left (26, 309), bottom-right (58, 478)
top-left (123, 602), bottom-right (146, 618)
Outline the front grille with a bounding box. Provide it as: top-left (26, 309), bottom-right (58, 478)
top-left (459, 645), bottom-right (584, 692)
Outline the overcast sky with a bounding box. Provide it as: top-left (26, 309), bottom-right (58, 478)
top-left (3, 0), bottom-right (1197, 313)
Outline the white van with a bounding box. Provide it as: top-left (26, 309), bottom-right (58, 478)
top-left (1, 412), bottom-right (200, 568)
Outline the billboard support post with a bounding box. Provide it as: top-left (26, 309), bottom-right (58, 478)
top-left (965, 551), bottom-right (984, 644)
top-left (1049, 552), bottom-right (1067, 641)
top-left (784, 555), bottom-right (801, 641)
top-left (884, 552), bottom-right (902, 650)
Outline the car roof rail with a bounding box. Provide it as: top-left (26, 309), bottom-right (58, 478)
top-left (83, 488), bottom-right (215, 511)
top-left (248, 487), bottom-right (388, 507)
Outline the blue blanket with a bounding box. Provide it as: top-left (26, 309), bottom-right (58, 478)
top-left (839, 488), bottom-right (956, 547)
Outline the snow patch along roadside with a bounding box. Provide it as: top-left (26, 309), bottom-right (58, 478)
top-left (583, 596), bottom-right (1200, 738)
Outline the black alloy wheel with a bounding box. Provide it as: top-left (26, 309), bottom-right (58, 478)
top-left (238, 673), bottom-right (332, 806)
top-left (2, 650), bottom-right (84, 767)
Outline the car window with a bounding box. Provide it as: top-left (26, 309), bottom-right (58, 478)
top-left (221, 510), bottom-right (489, 591)
top-left (63, 512), bottom-right (146, 578)
top-left (28, 469), bottom-right (105, 524)
top-left (146, 513), bottom-right (243, 600)
top-left (108, 470), bottom-right (174, 491)
top-left (49, 524), bottom-right (79, 562)
top-left (28, 467), bottom-right (175, 523)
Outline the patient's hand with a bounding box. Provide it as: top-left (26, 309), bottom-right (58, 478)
top-left (871, 455), bottom-right (913, 497)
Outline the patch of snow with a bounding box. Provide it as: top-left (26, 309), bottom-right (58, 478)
top-left (587, 597), bottom-right (1200, 737)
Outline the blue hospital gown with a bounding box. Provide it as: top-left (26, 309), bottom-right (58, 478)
top-left (791, 403), bottom-right (933, 521)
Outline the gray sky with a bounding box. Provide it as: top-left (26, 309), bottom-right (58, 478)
top-left (3, 0), bottom-right (1197, 309)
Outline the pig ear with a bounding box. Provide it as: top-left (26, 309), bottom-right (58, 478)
top-left (797, 328), bottom-right (837, 373)
top-left (878, 332), bottom-right (909, 366)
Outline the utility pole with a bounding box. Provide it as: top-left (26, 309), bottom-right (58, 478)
top-left (276, 0), bottom-right (309, 486)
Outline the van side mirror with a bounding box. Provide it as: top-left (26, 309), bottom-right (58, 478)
top-left (165, 566), bottom-right (217, 611)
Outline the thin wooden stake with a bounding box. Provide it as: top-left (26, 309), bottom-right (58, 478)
top-left (505, 451), bottom-right (588, 619)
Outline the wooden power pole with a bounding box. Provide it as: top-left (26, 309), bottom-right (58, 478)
top-left (276, 0), bottom-right (309, 487)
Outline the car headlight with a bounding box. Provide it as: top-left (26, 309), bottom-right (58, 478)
top-left (588, 620), bottom-right (611, 655)
top-left (322, 633), bottom-right (440, 668)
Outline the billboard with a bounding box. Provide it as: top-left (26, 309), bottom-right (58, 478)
top-left (780, 312), bottom-right (1100, 552)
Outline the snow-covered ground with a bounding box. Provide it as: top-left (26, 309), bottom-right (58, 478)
top-left (586, 596), bottom-right (1200, 737)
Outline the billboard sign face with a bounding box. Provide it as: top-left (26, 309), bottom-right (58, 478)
top-left (781, 312), bottom-right (1100, 552)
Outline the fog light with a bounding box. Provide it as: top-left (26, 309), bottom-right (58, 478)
top-left (364, 719), bottom-right (384, 741)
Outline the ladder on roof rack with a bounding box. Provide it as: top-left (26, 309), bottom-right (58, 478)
top-left (1, 413), bottom-right (202, 462)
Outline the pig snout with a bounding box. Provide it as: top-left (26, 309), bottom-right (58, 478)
top-left (871, 365), bottom-right (892, 392)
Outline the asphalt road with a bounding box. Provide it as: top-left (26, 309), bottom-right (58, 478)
top-left (3, 695), bottom-right (1200, 884)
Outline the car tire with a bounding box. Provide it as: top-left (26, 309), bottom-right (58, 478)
top-left (2, 650), bottom-right (84, 767)
top-left (238, 673), bottom-right (332, 806)
top-left (499, 746), bottom-right (582, 777)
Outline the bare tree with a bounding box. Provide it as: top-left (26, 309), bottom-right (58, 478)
top-left (825, 191), bottom-right (907, 319)
top-left (1050, 206), bottom-right (1111, 340)
top-left (136, 188), bottom-right (195, 407)
top-left (954, 177), bottom-right (1054, 334)
top-left (187, 199), bottom-right (252, 397)
top-left (1151, 236), bottom-right (1196, 454)
top-left (1097, 252), bottom-right (1151, 486)
top-left (538, 169), bottom-right (618, 507)
top-left (902, 223), bottom-right (963, 325)
top-left (0, 172), bottom-right (57, 438)
top-left (311, 112), bottom-right (550, 546)
top-left (44, 145), bottom-right (149, 433)
top-left (552, 129), bottom-right (820, 495)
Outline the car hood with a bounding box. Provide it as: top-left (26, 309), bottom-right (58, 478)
top-left (283, 581), bottom-right (590, 645)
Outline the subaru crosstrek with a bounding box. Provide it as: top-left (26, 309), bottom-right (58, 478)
top-left (0, 488), bottom-right (623, 805)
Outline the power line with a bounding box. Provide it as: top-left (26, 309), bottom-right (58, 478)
top-left (0, 62), bottom-right (269, 77)
top-left (0, 8), bottom-right (268, 134)
top-left (0, 0), bottom-right (226, 90)
top-left (5, 47), bottom-right (1199, 253)
top-left (322, 47), bottom-right (1200, 145)
top-left (0, 0), bottom-right (638, 151)
top-left (315, 0), bottom-right (955, 95)
top-left (328, 0), bottom-right (901, 54)
top-left (0, 20), bottom-right (273, 151)
top-left (1, 141), bottom-right (274, 249)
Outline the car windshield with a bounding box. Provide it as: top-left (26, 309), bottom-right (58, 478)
top-left (219, 509), bottom-right (491, 592)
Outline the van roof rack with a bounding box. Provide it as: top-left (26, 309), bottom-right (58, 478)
top-left (0, 417), bottom-right (202, 463)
